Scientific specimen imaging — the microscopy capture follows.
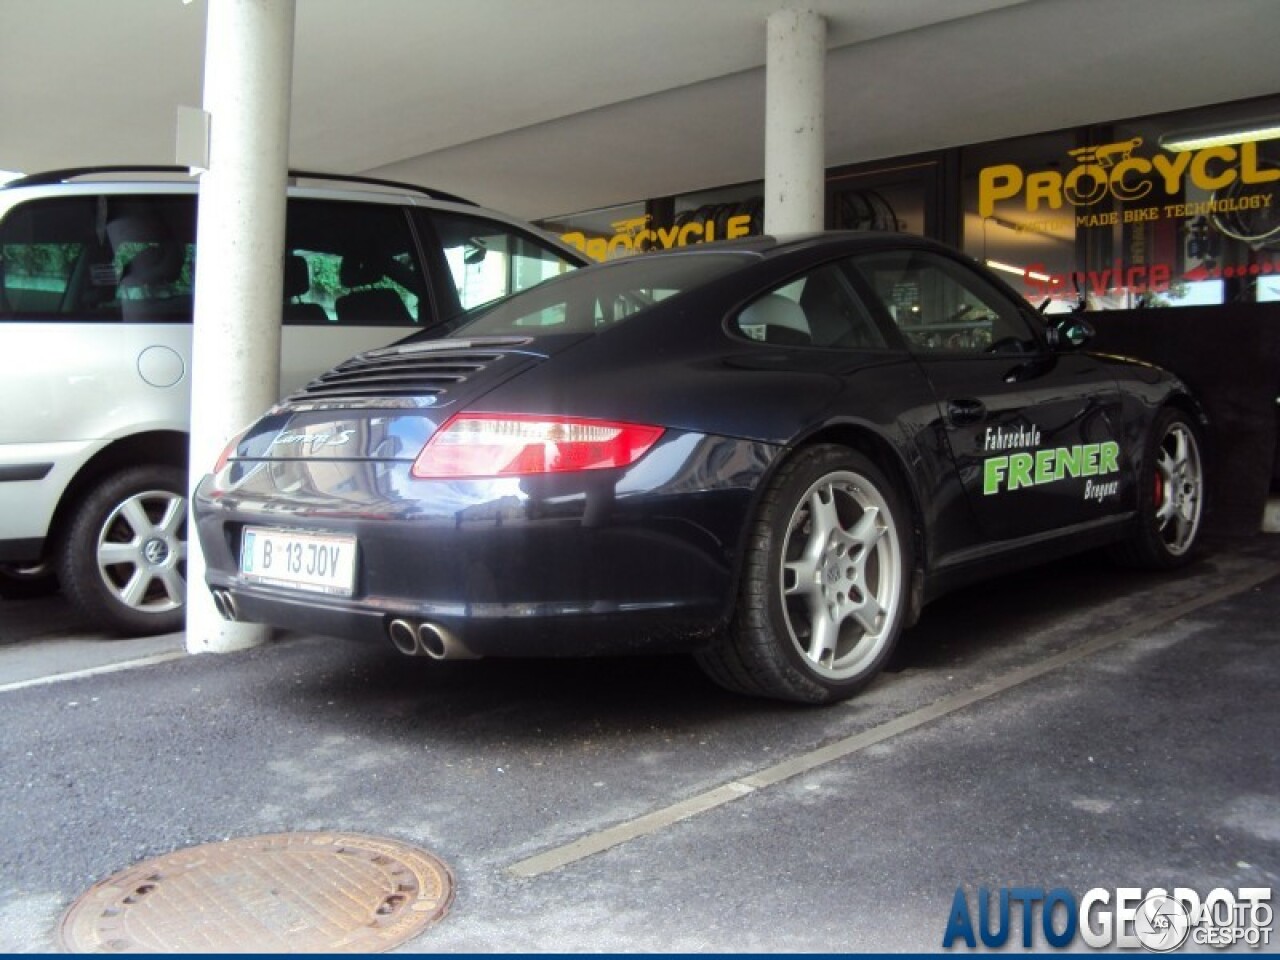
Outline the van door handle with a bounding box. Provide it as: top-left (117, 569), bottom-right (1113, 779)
top-left (946, 397), bottom-right (986, 426)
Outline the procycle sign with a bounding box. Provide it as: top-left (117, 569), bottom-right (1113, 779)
top-left (978, 137), bottom-right (1279, 301)
top-left (561, 212), bottom-right (754, 262)
top-left (978, 139), bottom-right (1278, 220)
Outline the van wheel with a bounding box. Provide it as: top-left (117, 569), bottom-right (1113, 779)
top-left (0, 563), bottom-right (59, 600)
top-left (696, 445), bottom-right (912, 704)
top-left (58, 466), bottom-right (187, 635)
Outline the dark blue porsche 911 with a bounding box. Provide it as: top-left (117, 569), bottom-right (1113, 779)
top-left (194, 233), bottom-right (1206, 703)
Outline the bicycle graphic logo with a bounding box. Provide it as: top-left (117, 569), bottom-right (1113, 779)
top-left (1061, 137), bottom-right (1153, 205)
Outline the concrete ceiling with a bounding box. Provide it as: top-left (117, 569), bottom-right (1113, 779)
top-left (3, 0), bottom-right (1278, 219)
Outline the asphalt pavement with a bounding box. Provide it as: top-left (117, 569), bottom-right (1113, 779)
top-left (1, 536), bottom-right (1278, 952)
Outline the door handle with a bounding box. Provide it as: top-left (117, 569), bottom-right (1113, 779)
top-left (946, 397), bottom-right (986, 426)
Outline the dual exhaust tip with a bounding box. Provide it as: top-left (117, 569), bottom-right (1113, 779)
top-left (210, 591), bottom-right (470, 662)
top-left (210, 588), bottom-right (239, 622)
top-left (387, 618), bottom-right (476, 661)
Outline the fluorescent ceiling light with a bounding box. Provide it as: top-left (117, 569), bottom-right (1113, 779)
top-left (1159, 120), bottom-right (1280, 152)
top-left (987, 259), bottom-right (1051, 283)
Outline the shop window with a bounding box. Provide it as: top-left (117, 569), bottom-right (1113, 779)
top-left (541, 201), bottom-right (649, 263)
top-left (671, 181), bottom-right (763, 246)
top-left (961, 98), bottom-right (1280, 311)
top-left (545, 183), bottom-right (763, 262)
top-left (828, 159), bottom-right (942, 237)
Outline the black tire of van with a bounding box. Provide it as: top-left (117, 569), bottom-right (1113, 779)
top-left (57, 465), bottom-right (187, 636)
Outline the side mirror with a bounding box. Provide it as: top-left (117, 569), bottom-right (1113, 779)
top-left (1055, 317), bottom-right (1096, 349)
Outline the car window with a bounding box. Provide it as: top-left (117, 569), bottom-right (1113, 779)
top-left (0, 195), bottom-right (196, 323)
top-left (0, 195), bottom-right (430, 329)
top-left (428, 211), bottom-right (579, 312)
top-left (731, 264), bottom-right (888, 349)
top-left (848, 249), bottom-right (1036, 354)
top-left (446, 252), bottom-right (752, 338)
top-left (284, 199), bottom-right (424, 326)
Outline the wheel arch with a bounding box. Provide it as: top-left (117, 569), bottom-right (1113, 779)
top-left (1157, 388), bottom-right (1212, 475)
top-left (48, 430), bottom-right (189, 556)
top-left (749, 421), bottom-right (929, 627)
top-left (1162, 388), bottom-right (1210, 431)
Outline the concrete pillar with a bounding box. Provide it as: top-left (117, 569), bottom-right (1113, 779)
top-left (764, 8), bottom-right (826, 235)
top-left (186, 0), bottom-right (296, 654)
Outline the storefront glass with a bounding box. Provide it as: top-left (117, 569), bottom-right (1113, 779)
top-left (538, 201), bottom-right (647, 263)
top-left (543, 183), bottom-right (763, 261)
top-left (541, 96), bottom-right (1280, 302)
top-left (828, 159), bottom-right (942, 238)
top-left (672, 181), bottom-right (763, 246)
top-left (961, 98), bottom-right (1280, 312)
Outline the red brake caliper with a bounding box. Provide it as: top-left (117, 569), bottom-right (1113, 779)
top-left (1153, 470), bottom-right (1164, 508)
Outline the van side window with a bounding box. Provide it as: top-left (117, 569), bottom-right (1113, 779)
top-left (0, 196), bottom-right (196, 323)
top-left (284, 200), bottom-right (425, 326)
top-left (427, 211), bottom-right (578, 313)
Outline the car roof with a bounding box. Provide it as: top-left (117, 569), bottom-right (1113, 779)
top-left (624, 230), bottom-right (954, 262)
top-left (0, 165), bottom-right (475, 206)
top-left (0, 164), bottom-right (590, 262)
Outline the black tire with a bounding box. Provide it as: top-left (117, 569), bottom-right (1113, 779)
top-left (1109, 407), bottom-right (1205, 569)
top-left (0, 563), bottom-right (59, 600)
top-left (696, 444), bottom-right (913, 704)
top-left (57, 465), bottom-right (188, 636)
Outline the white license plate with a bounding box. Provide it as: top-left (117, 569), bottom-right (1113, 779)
top-left (240, 527), bottom-right (358, 596)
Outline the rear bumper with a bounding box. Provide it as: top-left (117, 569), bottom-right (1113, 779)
top-left (203, 578), bottom-right (726, 656)
top-left (194, 431), bottom-right (780, 656)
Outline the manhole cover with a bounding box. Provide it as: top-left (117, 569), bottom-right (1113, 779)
top-left (59, 831), bottom-right (454, 953)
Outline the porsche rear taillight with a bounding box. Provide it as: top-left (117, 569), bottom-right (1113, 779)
top-left (212, 426), bottom-right (251, 474)
top-left (411, 414), bottom-right (664, 479)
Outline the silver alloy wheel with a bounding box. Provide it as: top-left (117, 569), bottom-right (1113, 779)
top-left (778, 469), bottom-right (902, 680)
top-left (95, 488), bottom-right (188, 613)
top-left (1153, 421), bottom-right (1203, 556)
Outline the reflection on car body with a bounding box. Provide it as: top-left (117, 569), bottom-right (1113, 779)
top-left (194, 232), bottom-right (1207, 703)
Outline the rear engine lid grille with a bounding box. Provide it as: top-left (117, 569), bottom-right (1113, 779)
top-left (292, 337), bottom-right (533, 402)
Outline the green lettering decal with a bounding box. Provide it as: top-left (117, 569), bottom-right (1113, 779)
top-left (1008, 452), bottom-right (1034, 491)
top-left (1034, 449), bottom-right (1055, 486)
top-left (1099, 441), bottom-right (1120, 474)
top-left (984, 440), bottom-right (1118, 496)
top-left (1081, 443), bottom-right (1100, 476)
top-left (984, 457), bottom-right (1008, 496)
top-left (1055, 446), bottom-right (1081, 480)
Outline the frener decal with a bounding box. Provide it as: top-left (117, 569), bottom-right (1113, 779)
top-left (984, 425), bottom-right (1041, 451)
top-left (983, 440), bottom-right (1121, 500)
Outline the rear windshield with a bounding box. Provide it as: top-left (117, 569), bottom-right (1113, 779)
top-left (446, 252), bottom-right (754, 337)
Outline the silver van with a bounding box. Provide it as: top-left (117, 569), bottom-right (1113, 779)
top-left (0, 167), bottom-right (584, 633)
